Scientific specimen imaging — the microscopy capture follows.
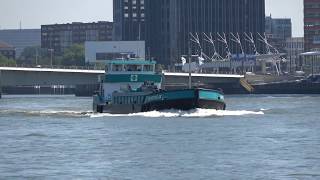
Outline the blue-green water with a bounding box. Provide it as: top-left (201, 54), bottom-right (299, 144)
top-left (0, 95), bottom-right (320, 179)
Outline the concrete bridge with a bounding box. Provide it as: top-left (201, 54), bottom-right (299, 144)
top-left (0, 67), bottom-right (104, 86)
top-left (0, 66), bottom-right (246, 97)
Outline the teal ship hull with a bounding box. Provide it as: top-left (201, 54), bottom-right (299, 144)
top-left (142, 89), bottom-right (225, 112)
top-left (94, 88), bottom-right (226, 114)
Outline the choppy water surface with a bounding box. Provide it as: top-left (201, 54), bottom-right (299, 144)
top-left (0, 95), bottom-right (320, 179)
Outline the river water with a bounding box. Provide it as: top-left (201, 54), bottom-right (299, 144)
top-left (0, 95), bottom-right (319, 179)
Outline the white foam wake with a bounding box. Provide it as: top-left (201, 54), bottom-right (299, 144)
top-left (90, 109), bottom-right (264, 118)
top-left (0, 108), bottom-right (264, 118)
top-left (0, 109), bottom-right (91, 117)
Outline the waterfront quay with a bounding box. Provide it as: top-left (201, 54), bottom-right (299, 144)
top-left (0, 66), bottom-right (246, 97)
top-left (1, 65), bottom-right (320, 97)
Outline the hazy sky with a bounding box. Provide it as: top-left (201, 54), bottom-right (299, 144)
top-left (0, 0), bottom-right (303, 37)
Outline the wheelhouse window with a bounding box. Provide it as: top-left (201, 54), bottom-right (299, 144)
top-left (113, 64), bottom-right (123, 71)
top-left (143, 65), bottom-right (154, 72)
top-left (124, 64), bottom-right (143, 71)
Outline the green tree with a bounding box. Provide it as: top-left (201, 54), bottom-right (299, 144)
top-left (0, 54), bottom-right (16, 66)
top-left (61, 44), bottom-right (85, 66)
top-left (19, 46), bottom-right (51, 65)
top-left (19, 44), bottom-right (86, 66)
top-left (156, 64), bottom-right (165, 72)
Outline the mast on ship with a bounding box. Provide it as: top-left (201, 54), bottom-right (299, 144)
top-left (188, 35), bottom-right (192, 89)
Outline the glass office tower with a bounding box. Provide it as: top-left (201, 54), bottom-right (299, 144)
top-left (114, 0), bottom-right (265, 65)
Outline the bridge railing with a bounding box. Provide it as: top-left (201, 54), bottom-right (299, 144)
top-left (0, 64), bottom-right (105, 70)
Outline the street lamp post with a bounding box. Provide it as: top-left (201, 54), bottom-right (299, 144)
top-left (0, 70), bottom-right (2, 99)
top-left (312, 56), bottom-right (315, 77)
top-left (35, 48), bottom-right (38, 65)
top-left (289, 45), bottom-right (292, 74)
top-left (48, 49), bottom-right (54, 67)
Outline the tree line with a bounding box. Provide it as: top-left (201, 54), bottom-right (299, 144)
top-left (0, 54), bottom-right (16, 66)
top-left (1, 44), bottom-right (86, 67)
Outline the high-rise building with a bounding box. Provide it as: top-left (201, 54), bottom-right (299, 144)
top-left (0, 29), bottom-right (41, 58)
top-left (113, 0), bottom-right (146, 41)
top-left (41, 21), bottom-right (113, 54)
top-left (265, 16), bottom-right (292, 40)
top-left (114, 0), bottom-right (266, 65)
top-left (285, 37), bottom-right (304, 71)
top-left (265, 15), bottom-right (292, 53)
top-left (304, 0), bottom-right (320, 51)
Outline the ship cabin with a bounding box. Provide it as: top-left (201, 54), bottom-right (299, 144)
top-left (101, 59), bottom-right (162, 103)
top-left (105, 59), bottom-right (157, 75)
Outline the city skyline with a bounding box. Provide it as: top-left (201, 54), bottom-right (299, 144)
top-left (0, 0), bottom-right (303, 37)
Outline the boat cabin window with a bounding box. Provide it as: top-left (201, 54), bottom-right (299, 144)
top-left (124, 65), bottom-right (143, 71)
top-left (143, 65), bottom-right (154, 72)
top-left (113, 65), bottom-right (123, 71)
top-left (109, 61), bottom-right (155, 72)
